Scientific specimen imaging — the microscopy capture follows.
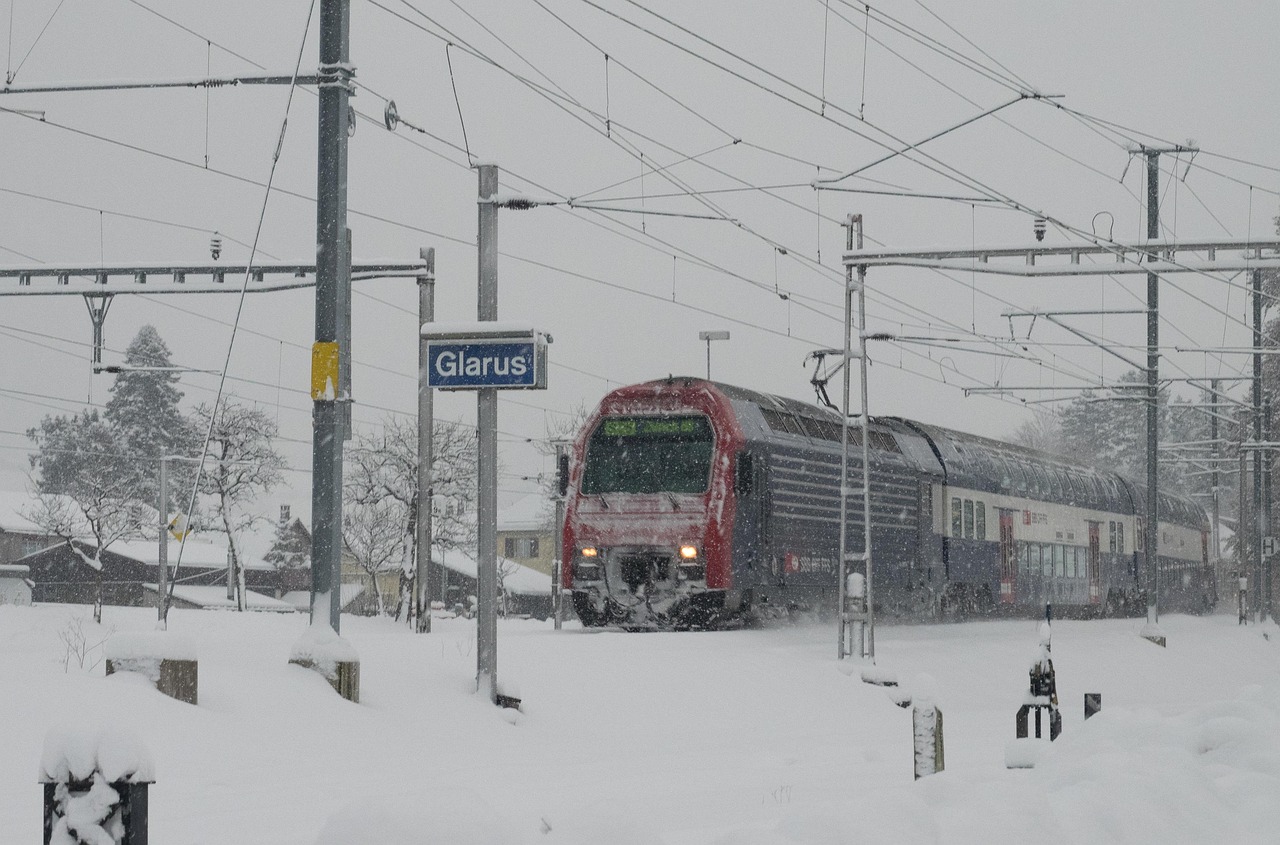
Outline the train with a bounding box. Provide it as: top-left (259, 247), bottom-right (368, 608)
top-left (560, 377), bottom-right (1214, 628)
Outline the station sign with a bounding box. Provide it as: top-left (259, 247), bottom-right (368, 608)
top-left (422, 322), bottom-right (549, 390)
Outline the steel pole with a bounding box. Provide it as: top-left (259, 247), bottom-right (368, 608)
top-left (1266, 398), bottom-right (1273, 622)
top-left (310, 0), bottom-right (351, 632)
top-left (476, 164), bottom-right (499, 702)
top-left (857, 219), bottom-right (874, 661)
top-left (1254, 268), bottom-right (1264, 621)
top-left (1144, 150), bottom-right (1161, 630)
top-left (416, 247), bottom-right (436, 633)
top-left (553, 440), bottom-right (568, 630)
top-left (837, 217), bottom-right (854, 660)
top-left (157, 457), bottom-right (168, 626)
top-left (1210, 379), bottom-right (1220, 585)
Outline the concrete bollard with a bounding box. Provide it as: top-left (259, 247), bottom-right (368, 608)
top-left (289, 624), bottom-right (360, 703)
top-left (912, 704), bottom-right (944, 780)
top-left (104, 633), bottom-right (198, 705)
top-left (40, 726), bottom-right (154, 845)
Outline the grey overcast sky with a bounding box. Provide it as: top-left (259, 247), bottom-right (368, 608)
top-left (1, 0), bottom-right (1277, 528)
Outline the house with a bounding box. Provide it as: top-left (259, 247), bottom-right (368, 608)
top-left (497, 495), bottom-right (556, 576)
top-left (0, 491), bottom-right (59, 567)
top-left (432, 546), bottom-right (554, 619)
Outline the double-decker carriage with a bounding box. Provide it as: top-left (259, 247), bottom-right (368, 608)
top-left (561, 377), bottom-right (1213, 628)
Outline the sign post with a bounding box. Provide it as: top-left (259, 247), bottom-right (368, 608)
top-left (422, 320), bottom-right (549, 705)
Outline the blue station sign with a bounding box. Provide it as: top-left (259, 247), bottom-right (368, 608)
top-left (422, 324), bottom-right (549, 390)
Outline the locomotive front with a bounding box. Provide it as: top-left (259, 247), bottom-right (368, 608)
top-left (562, 381), bottom-right (744, 628)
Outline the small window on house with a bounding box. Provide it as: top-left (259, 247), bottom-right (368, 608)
top-left (975, 502), bottom-right (986, 540)
top-left (951, 497), bottom-right (962, 537)
top-left (963, 499), bottom-right (975, 539)
top-left (528, 538), bottom-right (539, 558)
top-left (504, 538), bottom-right (517, 558)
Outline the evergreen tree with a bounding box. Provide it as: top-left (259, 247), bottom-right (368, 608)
top-left (104, 325), bottom-right (198, 508)
top-left (264, 517), bottom-right (311, 570)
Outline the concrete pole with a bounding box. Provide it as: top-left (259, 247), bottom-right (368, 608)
top-left (1144, 150), bottom-right (1161, 631)
top-left (857, 217), bottom-right (874, 661)
top-left (310, 0), bottom-right (352, 632)
top-left (157, 457), bottom-right (168, 626)
top-left (416, 247), bottom-right (436, 633)
top-left (476, 164), bottom-right (499, 702)
top-left (1254, 268), bottom-right (1264, 621)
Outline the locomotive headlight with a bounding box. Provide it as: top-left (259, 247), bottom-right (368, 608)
top-left (580, 546), bottom-right (599, 558)
top-left (679, 544), bottom-right (699, 560)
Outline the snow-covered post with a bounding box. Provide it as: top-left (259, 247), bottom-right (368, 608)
top-left (40, 726), bottom-right (154, 845)
top-left (289, 624), bottom-right (360, 703)
top-left (104, 632), bottom-right (198, 705)
top-left (912, 702), bottom-right (944, 780)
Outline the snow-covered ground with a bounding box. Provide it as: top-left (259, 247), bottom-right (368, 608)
top-left (2, 603), bottom-right (1278, 844)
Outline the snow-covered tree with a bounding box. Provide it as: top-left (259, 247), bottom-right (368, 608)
top-left (104, 325), bottom-right (199, 508)
top-left (344, 415), bottom-right (478, 625)
top-left (342, 496), bottom-right (407, 617)
top-left (263, 517), bottom-right (311, 570)
top-left (26, 410), bottom-right (147, 623)
top-left (192, 398), bottom-right (286, 611)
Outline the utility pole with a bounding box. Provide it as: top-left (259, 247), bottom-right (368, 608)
top-left (1266, 397), bottom-right (1273, 621)
top-left (1210, 379), bottom-right (1221, 582)
top-left (552, 439), bottom-right (569, 630)
top-left (1254, 267), bottom-right (1265, 621)
top-left (477, 163), bottom-right (499, 702)
top-left (1142, 148), bottom-right (1162, 641)
top-left (416, 247), bottom-right (436, 633)
top-left (310, 0), bottom-right (352, 632)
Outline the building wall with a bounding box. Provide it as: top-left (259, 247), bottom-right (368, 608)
top-left (497, 530), bottom-right (554, 575)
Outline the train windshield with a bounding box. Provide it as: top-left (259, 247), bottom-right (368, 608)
top-left (582, 415), bottom-right (714, 494)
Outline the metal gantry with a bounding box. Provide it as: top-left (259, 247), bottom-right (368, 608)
top-left (842, 234), bottom-right (1280, 644)
top-left (838, 215), bottom-right (874, 662)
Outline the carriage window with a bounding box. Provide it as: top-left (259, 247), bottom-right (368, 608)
top-left (582, 415), bottom-right (714, 494)
top-left (1109, 521), bottom-right (1117, 552)
top-left (1012, 463), bottom-right (1029, 495)
top-left (963, 499), bottom-right (975, 539)
top-left (951, 498), bottom-right (962, 537)
top-left (1074, 547), bottom-right (1084, 578)
top-left (1041, 545), bottom-right (1052, 577)
top-left (1053, 544), bottom-right (1065, 578)
top-left (1020, 542), bottom-right (1031, 574)
top-left (975, 502), bottom-right (986, 540)
top-left (1117, 523), bottom-right (1125, 554)
top-left (1136, 518), bottom-right (1145, 551)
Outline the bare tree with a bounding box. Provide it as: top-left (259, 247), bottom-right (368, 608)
top-left (26, 411), bottom-right (147, 623)
top-left (342, 496), bottom-right (407, 616)
top-left (345, 415), bottom-right (478, 623)
top-left (192, 399), bottom-right (286, 611)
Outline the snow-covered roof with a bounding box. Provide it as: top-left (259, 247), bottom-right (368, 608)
top-left (436, 547), bottom-right (551, 595)
top-left (143, 583), bottom-right (296, 612)
top-left (0, 490), bottom-right (61, 535)
top-left (280, 583), bottom-right (366, 613)
top-left (498, 495), bottom-right (553, 533)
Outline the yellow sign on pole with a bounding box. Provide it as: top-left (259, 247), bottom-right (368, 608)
top-left (311, 342), bottom-right (340, 400)
top-left (168, 514), bottom-right (190, 541)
